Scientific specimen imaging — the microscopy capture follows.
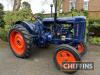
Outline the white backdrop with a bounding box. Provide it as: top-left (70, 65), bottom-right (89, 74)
top-left (0, 0), bottom-right (14, 11)
top-left (0, 0), bottom-right (54, 14)
top-left (22, 0), bottom-right (54, 14)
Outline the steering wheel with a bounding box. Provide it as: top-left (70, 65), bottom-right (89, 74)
top-left (34, 15), bottom-right (42, 20)
top-left (33, 15), bottom-right (43, 24)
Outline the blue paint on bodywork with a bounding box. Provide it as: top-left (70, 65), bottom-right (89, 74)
top-left (15, 16), bottom-right (86, 47)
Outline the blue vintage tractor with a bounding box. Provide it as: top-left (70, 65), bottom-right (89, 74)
top-left (8, 0), bottom-right (87, 74)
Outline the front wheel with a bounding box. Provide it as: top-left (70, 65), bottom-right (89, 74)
top-left (53, 44), bottom-right (81, 74)
top-left (77, 42), bottom-right (87, 56)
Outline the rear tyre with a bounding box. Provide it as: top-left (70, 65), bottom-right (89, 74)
top-left (8, 24), bottom-right (33, 58)
top-left (53, 44), bottom-right (81, 74)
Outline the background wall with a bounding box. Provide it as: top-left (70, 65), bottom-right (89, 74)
top-left (88, 0), bottom-right (100, 19)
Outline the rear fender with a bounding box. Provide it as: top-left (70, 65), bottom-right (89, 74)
top-left (15, 21), bottom-right (36, 34)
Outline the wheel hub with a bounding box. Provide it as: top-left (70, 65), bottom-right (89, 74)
top-left (14, 34), bottom-right (24, 48)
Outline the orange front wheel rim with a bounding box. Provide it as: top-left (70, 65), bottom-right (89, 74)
top-left (56, 50), bottom-right (76, 66)
top-left (77, 43), bottom-right (84, 54)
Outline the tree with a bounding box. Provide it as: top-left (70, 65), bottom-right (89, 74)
top-left (53, 0), bottom-right (63, 16)
top-left (0, 3), bottom-right (4, 28)
top-left (22, 1), bottom-right (31, 9)
top-left (13, 0), bottom-right (22, 11)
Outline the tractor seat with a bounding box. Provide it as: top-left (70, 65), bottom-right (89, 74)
top-left (43, 17), bottom-right (75, 24)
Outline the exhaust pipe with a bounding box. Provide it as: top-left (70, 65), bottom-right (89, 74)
top-left (54, 0), bottom-right (57, 21)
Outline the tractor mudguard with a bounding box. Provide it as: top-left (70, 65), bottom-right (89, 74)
top-left (14, 21), bottom-right (41, 35)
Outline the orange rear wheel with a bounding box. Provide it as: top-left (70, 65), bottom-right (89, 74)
top-left (10, 30), bottom-right (25, 55)
top-left (9, 24), bottom-right (32, 58)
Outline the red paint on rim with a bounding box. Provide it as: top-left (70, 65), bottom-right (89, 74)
top-left (10, 30), bottom-right (25, 55)
top-left (56, 50), bottom-right (76, 66)
top-left (77, 43), bottom-right (84, 54)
